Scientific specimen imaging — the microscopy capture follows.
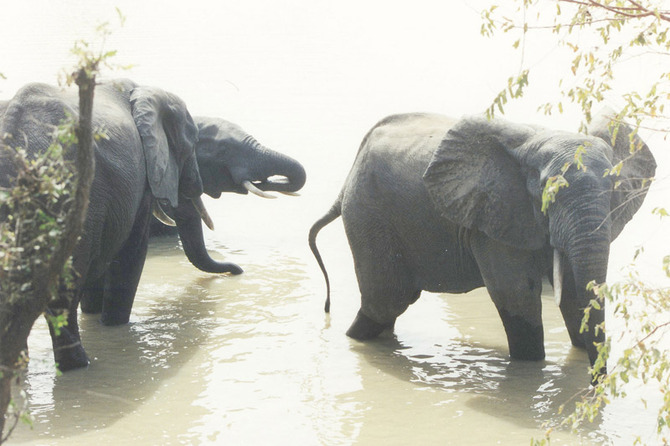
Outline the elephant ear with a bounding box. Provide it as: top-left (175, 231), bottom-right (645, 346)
top-left (588, 108), bottom-right (657, 240)
top-left (423, 116), bottom-right (546, 249)
top-left (130, 87), bottom-right (202, 208)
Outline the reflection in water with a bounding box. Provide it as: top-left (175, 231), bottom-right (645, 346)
top-left (8, 231), bottom-right (641, 445)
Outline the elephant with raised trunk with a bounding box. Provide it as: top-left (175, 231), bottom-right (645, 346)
top-left (0, 79), bottom-right (305, 371)
top-left (83, 115), bottom-right (306, 308)
top-left (309, 111), bottom-right (655, 375)
top-left (147, 116), bottom-right (307, 272)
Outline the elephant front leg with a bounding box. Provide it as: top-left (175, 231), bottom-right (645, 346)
top-left (471, 236), bottom-right (545, 361)
top-left (493, 299), bottom-right (545, 361)
top-left (101, 198), bottom-right (151, 326)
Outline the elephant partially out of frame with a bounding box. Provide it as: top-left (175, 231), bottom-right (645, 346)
top-left (0, 79), bottom-right (305, 371)
top-left (309, 111), bottom-right (655, 375)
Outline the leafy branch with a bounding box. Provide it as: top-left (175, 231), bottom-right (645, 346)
top-left (0, 11), bottom-right (125, 442)
top-left (483, 1), bottom-right (669, 444)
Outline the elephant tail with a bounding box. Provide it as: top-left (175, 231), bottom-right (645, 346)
top-left (308, 199), bottom-right (342, 313)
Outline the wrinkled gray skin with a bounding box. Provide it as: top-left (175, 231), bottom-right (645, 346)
top-left (148, 117), bottom-right (307, 262)
top-left (0, 79), bottom-right (203, 371)
top-left (173, 116), bottom-right (306, 271)
top-left (85, 115), bottom-right (306, 305)
top-left (0, 79), bottom-right (304, 372)
top-left (310, 112), bottom-right (655, 376)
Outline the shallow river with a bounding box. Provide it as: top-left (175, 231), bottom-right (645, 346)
top-left (7, 187), bottom-right (664, 445)
top-left (2, 1), bottom-right (669, 444)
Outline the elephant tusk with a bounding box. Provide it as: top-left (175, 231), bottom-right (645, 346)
top-left (280, 191), bottom-right (300, 196)
top-left (553, 249), bottom-right (563, 307)
top-left (192, 195), bottom-right (215, 231)
top-left (242, 180), bottom-right (277, 199)
top-left (152, 201), bottom-right (176, 226)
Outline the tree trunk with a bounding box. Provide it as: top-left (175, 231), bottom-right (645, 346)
top-left (0, 68), bottom-right (96, 442)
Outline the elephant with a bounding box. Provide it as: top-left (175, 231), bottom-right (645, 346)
top-left (309, 111), bottom-right (655, 375)
top-left (82, 114), bottom-right (306, 303)
top-left (0, 79), bottom-right (305, 371)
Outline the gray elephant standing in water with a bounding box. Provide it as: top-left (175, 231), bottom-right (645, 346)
top-left (309, 111), bottom-right (655, 374)
top-left (0, 79), bottom-right (305, 371)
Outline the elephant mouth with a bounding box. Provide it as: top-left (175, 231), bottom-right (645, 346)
top-left (242, 175), bottom-right (300, 199)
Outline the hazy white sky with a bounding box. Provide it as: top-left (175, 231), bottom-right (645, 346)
top-left (1, 0), bottom-right (666, 280)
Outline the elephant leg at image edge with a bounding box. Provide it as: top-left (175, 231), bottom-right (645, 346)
top-left (100, 196), bottom-right (152, 326)
top-left (470, 236), bottom-right (545, 361)
top-left (46, 280), bottom-right (90, 371)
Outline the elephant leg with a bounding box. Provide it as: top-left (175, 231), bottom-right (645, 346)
top-left (47, 278), bottom-right (90, 371)
top-left (100, 195), bottom-right (151, 326)
top-left (80, 274), bottom-right (105, 314)
top-left (470, 234), bottom-right (545, 361)
top-left (344, 220), bottom-right (420, 340)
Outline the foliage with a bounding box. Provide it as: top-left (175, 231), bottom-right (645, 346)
top-left (0, 126), bottom-right (77, 302)
top-left (0, 82), bottom-right (93, 444)
top-left (481, 0), bottom-right (669, 444)
top-left (0, 10), bottom-right (125, 442)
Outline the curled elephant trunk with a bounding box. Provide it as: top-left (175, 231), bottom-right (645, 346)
top-left (234, 146), bottom-right (307, 199)
top-left (174, 197), bottom-right (243, 275)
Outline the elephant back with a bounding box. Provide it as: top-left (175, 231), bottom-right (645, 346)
top-left (1, 83), bottom-right (78, 157)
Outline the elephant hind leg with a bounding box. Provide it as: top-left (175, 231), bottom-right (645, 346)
top-left (346, 273), bottom-right (421, 341)
top-left (343, 214), bottom-right (422, 341)
top-left (346, 310), bottom-right (396, 340)
top-left (347, 287), bottom-right (420, 341)
top-left (346, 244), bottom-right (421, 340)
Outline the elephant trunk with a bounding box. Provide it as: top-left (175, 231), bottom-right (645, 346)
top-left (570, 244), bottom-right (608, 366)
top-left (174, 198), bottom-right (243, 274)
top-left (263, 148), bottom-right (307, 193)
top-left (236, 140), bottom-right (306, 195)
top-left (550, 190), bottom-right (611, 373)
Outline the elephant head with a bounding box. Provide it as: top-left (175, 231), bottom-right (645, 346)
top-left (162, 117), bottom-right (306, 274)
top-left (194, 117), bottom-right (306, 198)
top-left (423, 111), bottom-right (656, 369)
top-left (128, 85), bottom-right (234, 272)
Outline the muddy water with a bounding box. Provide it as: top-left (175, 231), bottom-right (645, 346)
top-left (7, 192), bottom-right (635, 445)
top-left (1, 0), bottom-right (668, 444)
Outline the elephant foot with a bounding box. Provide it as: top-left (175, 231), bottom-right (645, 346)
top-left (100, 309), bottom-right (131, 326)
top-left (54, 343), bottom-right (90, 372)
top-left (568, 331), bottom-right (586, 349)
top-left (346, 310), bottom-right (395, 340)
top-left (499, 310), bottom-right (545, 361)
